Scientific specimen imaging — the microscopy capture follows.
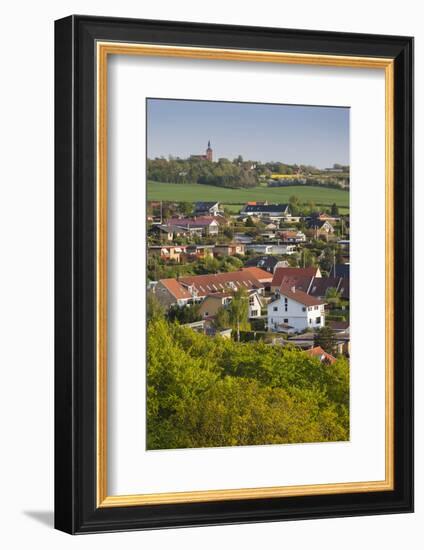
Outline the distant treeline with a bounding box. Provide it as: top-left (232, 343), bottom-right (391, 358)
top-left (147, 157), bottom-right (349, 190)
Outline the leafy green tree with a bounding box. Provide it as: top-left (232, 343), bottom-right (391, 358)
top-left (330, 202), bottom-right (339, 216)
top-left (228, 288), bottom-right (250, 341)
top-left (289, 195), bottom-right (300, 216)
top-left (147, 292), bottom-right (165, 322)
top-left (319, 247), bottom-right (335, 275)
top-left (325, 287), bottom-right (341, 309)
top-left (223, 227), bottom-right (234, 240)
top-left (314, 326), bottom-right (338, 355)
top-left (146, 318), bottom-right (349, 450)
top-left (301, 248), bottom-right (317, 268)
top-left (167, 303), bottom-right (202, 324)
top-left (179, 201), bottom-right (193, 216)
top-left (213, 306), bottom-right (231, 331)
top-left (244, 216), bottom-right (256, 228)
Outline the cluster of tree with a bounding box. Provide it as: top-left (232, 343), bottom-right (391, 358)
top-left (147, 157), bottom-right (258, 189)
top-left (147, 157), bottom-right (350, 190)
top-left (147, 253), bottom-right (245, 281)
top-left (146, 315), bottom-right (350, 450)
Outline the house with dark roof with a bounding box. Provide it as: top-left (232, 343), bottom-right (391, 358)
top-left (308, 276), bottom-right (349, 301)
top-left (331, 263), bottom-right (350, 279)
top-left (148, 224), bottom-right (174, 241)
top-left (240, 203), bottom-right (291, 220)
top-left (267, 283), bottom-right (326, 333)
top-left (167, 216), bottom-right (219, 237)
top-left (194, 201), bottom-right (221, 216)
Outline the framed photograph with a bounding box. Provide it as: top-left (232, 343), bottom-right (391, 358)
top-left (54, 15), bottom-right (413, 534)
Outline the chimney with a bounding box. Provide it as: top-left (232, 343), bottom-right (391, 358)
top-left (291, 286), bottom-right (296, 293)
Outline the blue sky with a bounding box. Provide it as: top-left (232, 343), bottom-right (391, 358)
top-left (147, 99), bottom-right (349, 168)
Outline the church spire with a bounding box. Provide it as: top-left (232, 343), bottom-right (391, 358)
top-left (206, 140), bottom-right (213, 161)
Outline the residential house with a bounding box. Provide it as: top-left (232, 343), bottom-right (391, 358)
top-left (288, 331), bottom-right (349, 356)
top-left (148, 224), bottom-right (174, 242)
top-left (240, 203), bottom-right (291, 221)
top-left (328, 320), bottom-right (350, 333)
top-left (148, 245), bottom-right (186, 263)
top-left (243, 256), bottom-right (289, 274)
top-left (167, 217), bottom-right (219, 237)
top-left (198, 289), bottom-right (264, 320)
top-left (241, 266), bottom-right (273, 285)
top-left (198, 293), bottom-right (233, 318)
top-left (267, 284), bottom-right (326, 333)
top-left (304, 346), bottom-right (336, 364)
top-left (271, 266), bottom-right (322, 292)
top-left (265, 222), bottom-right (278, 231)
top-left (279, 230), bottom-right (306, 243)
top-left (185, 244), bottom-right (215, 260)
top-left (308, 276), bottom-right (349, 301)
top-left (151, 278), bottom-right (194, 308)
top-left (306, 219), bottom-right (335, 240)
top-left (247, 243), bottom-right (297, 255)
top-left (311, 212), bottom-right (340, 223)
top-left (213, 243), bottom-right (245, 257)
top-left (194, 201), bottom-right (221, 217)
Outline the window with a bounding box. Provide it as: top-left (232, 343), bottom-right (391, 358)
top-left (309, 318), bottom-right (312, 324)
top-left (273, 306), bottom-right (278, 312)
top-left (302, 307), bottom-right (306, 312)
top-left (249, 297), bottom-right (255, 306)
top-left (316, 317), bottom-right (321, 324)
top-left (284, 318), bottom-right (288, 323)
top-left (251, 310), bottom-right (258, 317)
top-left (314, 306), bottom-right (318, 310)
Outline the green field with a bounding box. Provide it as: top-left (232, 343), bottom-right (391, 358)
top-left (147, 182), bottom-right (349, 210)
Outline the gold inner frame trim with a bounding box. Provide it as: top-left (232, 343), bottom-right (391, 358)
top-left (96, 42), bottom-right (395, 508)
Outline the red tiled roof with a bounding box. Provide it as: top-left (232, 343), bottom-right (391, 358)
top-left (159, 278), bottom-right (193, 300)
top-left (278, 283), bottom-right (325, 307)
top-left (241, 267), bottom-right (273, 282)
top-left (179, 271), bottom-right (263, 297)
top-left (304, 346), bottom-right (336, 364)
top-left (277, 275), bottom-right (313, 293)
top-left (272, 267), bottom-right (320, 287)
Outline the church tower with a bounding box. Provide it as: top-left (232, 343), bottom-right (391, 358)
top-left (206, 140), bottom-right (213, 162)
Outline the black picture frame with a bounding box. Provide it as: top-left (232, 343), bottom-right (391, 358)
top-left (55, 15), bottom-right (414, 534)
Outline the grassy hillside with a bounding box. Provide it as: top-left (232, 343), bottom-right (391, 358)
top-left (147, 181), bottom-right (350, 210)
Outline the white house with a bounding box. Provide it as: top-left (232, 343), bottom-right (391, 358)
top-left (247, 244), bottom-right (297, 255)
top-left (267, 284), bottom-right (325, 333)
top-left (247, 290), bottom-right (264, 318)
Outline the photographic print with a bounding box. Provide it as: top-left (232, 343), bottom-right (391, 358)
top-left (146, 98), bottom-right (350, 451)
